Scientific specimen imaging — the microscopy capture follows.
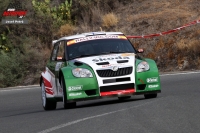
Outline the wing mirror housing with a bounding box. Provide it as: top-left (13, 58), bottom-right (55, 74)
top-left (137, 48), bottom-right (144, 53)
top-left (52, 40), bottom-right (58, 47)
top-left (56, 56), bottom-right (62, 60)
top-left (56, 56), bottom-right (66, 61)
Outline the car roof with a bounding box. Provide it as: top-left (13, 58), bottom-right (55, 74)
top-left (57, 31), bottom-right (124, 42)
top-left (52, 32), bottom-right (125, 45)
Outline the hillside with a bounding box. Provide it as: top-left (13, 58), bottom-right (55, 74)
top-left (0, 0), bottom-right (200, 87)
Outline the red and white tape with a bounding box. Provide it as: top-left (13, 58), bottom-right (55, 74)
top-left (127, 19), bottom-right (200, 39)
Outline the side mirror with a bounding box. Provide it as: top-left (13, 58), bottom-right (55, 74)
top-left (137, 48), bottom-right (144, 53)
top-left (52, 40), bottom-right (57, 47)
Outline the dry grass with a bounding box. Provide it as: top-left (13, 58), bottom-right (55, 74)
top-left (147, 52), bottom-right (156, 60)
top-left (115, 0), bottom-right (200, 71)
top-left (127, 9), bottom-right (193, 23)
top-left (57, 24), bottom-right (76, 37)
top-left (153, 38), bottom-right (165, 52)
top-left (102, 13), bottom-right (118, 28)
top-left (176, 39), bottom-right (200, 54)
top-left (79, 7), bottom-right (103, 32)
top-left (197, 57), bottom-right (200, 69)
top-left (72, 0), bottom-right (200, 71)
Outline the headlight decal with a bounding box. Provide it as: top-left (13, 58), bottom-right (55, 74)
top-left (137, 61), bottom-right (150, 72)
top-left (72, 68), bottom-right (93, 78)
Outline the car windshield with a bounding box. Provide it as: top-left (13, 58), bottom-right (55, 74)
top-left (66, 37), bottom-right (136, 60)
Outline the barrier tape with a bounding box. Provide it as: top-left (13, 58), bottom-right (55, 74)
top-left (127, 19), bottom-right (200, 39)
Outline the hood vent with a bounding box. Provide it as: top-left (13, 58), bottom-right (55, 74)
top-left (74, 62), bottom-right (83, 66)
top-left (96, 62), bottom-right (109, 65)
top-left (117, 60), bottom-right (129, 63)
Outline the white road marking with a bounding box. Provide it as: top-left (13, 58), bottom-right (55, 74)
top-left (160, 71), bottom-right (200, 76)
top-left (0, 87), bottom-right (39, 92)
top-left (38, 98), bottom-right (162, 133)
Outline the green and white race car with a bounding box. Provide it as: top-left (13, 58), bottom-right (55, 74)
top-left (40, 32), bottom-right (161, 110)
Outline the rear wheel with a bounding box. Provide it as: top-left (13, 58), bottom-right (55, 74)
top-left (144, 93), bottom-right (157, 99)
top-left (118, 96), bottom-right (131, 100)
top-left (61, 77), bottom-right (76, 109)
top-left (41, 81), bottom-right (57, 110)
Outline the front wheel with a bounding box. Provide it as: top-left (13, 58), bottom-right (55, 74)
top-left (144, 93), bottom-right (157, 99)
top-left (61, 76), bottom-right (76, 109)
top-left (41, 81), bottom-right (57, 110)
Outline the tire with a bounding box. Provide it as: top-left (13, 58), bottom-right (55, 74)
top-left (41, 81), bottom-right (57, 110)
top-left (144, 93), bottom-right (157, 99)
top-left (61, 76), bottom-right (76, 109)
top-left (118, 96), bottom-right (131, 100)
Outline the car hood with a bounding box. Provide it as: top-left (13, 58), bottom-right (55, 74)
top-left (70, 53), bottom-right (136, 86)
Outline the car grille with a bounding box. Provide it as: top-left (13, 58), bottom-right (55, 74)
top-left (96, 67), bottom-right (133, 77)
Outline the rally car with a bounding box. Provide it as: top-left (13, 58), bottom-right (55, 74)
top-left (40, 32), bottom-right (161, 110)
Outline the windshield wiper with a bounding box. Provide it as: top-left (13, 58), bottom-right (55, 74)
top-left (100, 51), bottom-right (129, 54)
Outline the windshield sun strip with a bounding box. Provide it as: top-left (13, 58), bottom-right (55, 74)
top-left (66, 35), bottom-right (127, 46)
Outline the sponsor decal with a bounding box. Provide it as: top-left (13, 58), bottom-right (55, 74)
top-left (68, 85), bottom-right (83, 91)
top-left (102, 63), bottom-right (125, 68)
top-left (92, 56), bottom-right (129, 62)
top-left (67, 40), bottom-right (76, 45)
top-left (67, 35), bottom-right (127, 45)
top-left (118, 36), bottom-right (127, 39)
top-left (1, 1), bottom-right (28, 24)
top-left (69, 92), bottom-right (82, 96)
top-left (146, 77), bottom-right (158, 83)
top-left (148, 84), bottom-right (159, 88)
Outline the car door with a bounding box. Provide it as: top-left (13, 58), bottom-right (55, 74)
top-left (47, 40), bottom-right (65, 97)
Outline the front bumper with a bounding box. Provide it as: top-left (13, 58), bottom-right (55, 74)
top-left (64, 69), bottom-right (161, 102)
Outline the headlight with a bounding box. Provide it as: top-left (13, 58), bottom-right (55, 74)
top-left (137, 61), bottom-right (150, 72)
top-left (72, 68), bottom-right (93, 77)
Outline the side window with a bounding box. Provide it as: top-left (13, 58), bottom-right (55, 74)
top-left (51, 41), bottom-right (65, 61)
top-left (57, 41), bottom-right (65, 59)
top-left (51, 42), bottom-right (59, 61)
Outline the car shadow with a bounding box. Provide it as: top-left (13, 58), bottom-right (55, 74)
top-left (54, 96), bottom-right (147, 110)
top-left (76, 97), bottom-right (145, 109)
top-left (1, 96), bottom-right (161, 118)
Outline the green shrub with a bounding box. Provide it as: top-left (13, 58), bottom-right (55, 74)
top-left (0, 49), bottom-right (25, 87)
top-left (0, 37), bottom-right (48, 87)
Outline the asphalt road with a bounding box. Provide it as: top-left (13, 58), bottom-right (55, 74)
top-left (0, 71), bottom-right (200, 133)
